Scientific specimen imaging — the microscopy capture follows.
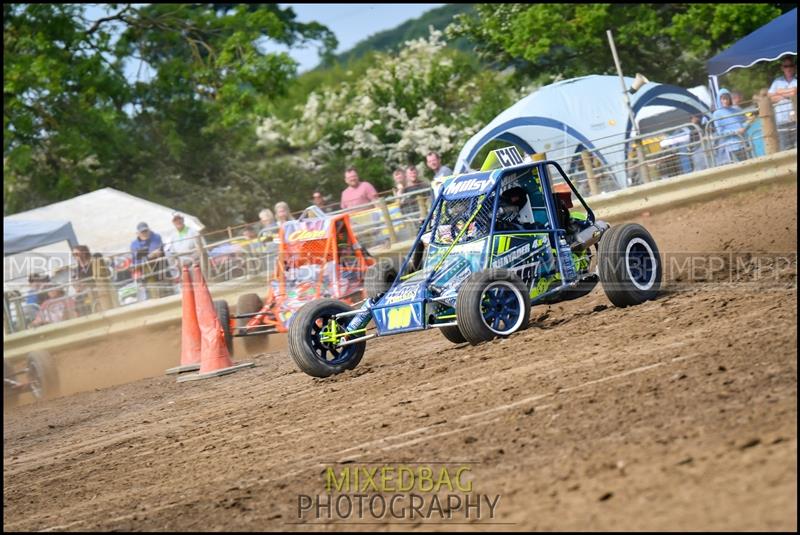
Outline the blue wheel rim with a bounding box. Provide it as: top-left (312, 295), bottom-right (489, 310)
top-left (480, 282), bottom-right (523, 334)
top-left (626, 238), bottom-right (656, 290)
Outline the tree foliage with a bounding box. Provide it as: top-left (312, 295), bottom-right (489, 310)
top-left (4, 3), bottom-right (336, 228)
top-left (256, 30), bottom-right (519, 195)
top-left (448, 4), bottom-right (785, 86)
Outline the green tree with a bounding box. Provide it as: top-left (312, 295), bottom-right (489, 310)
top-left (4, 4), bottom-right (132, 213)
top-left (4, 3), bottom-right (337, 229)
top-left (448, 4), bottom-right (785, 86)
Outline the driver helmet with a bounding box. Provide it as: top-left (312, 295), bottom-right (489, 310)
top-left (498, 186), bottom-right (527, 222)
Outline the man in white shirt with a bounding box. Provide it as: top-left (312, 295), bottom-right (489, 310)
top-left (768, 56), bottom-right (797, 151)
top-left (166, 212), bottom-right (200, 266)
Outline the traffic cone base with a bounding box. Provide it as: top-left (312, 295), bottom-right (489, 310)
top-left (165, 363), bottom-right (201, 375)
top-left (176, 361), bottom-right (254, 382)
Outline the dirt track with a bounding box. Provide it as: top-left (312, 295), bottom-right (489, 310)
top-left (3, 182), bottom-right (797, 531)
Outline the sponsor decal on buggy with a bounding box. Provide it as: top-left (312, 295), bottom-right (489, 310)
top-left (373, 301), bottom-right (424, 334)
top-left (383, 282), bottom-right (424, 305)
top-left (284, 219), bottom-right (331, 242)
top-left (491, 238), bottom-right (547, 269)
top-left (430, 256), bottom-right (470, 290)
top-left (288, 228), bottom-right (328, 242)
top-left (441, 172), bottom-right (496, 198)
top-left (491, 243), bottom-right (532, 268)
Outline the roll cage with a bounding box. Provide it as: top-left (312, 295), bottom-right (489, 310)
top-left (392, 158), bottom-right (596, 292)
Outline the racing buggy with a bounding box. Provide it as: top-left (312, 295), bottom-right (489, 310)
top-left (4, 351), bottom-right (59, 406)
top-left (287, 147), bottom-right (663, 378)
top-left (215, 212), bottom-right (388, 356)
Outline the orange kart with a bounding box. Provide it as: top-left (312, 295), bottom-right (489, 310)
top-left (215, 213), bottom-right (383, 355)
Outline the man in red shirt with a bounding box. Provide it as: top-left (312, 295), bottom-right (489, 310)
top-left (340, 167), bottom-right (379, 209)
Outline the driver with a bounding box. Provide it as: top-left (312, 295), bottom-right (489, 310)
top-left (496, 186), bottom-right (529, 231)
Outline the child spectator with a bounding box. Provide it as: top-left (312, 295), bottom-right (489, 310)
top-left (30, 284), bottom-right (76, 327)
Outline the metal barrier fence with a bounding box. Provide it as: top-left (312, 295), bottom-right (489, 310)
top-left (2, 188), bottom-right (434, 334)
top-left (3, 95), bottom-right (796, 334)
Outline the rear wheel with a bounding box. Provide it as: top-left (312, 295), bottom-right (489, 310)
top-left (456, 269), bottom-right (531, 345)
top-left (365, 261), bottom-right (397, 299)
top-left (598, 223), bottom-right (662, 307)
top-left (236, 293), bottom-right (268, 355)
top-left (288, 299), bottom-right (366, 378)
top-left (27, 350), bottom-right (59, 401)
top-left (440, 325), bottom-right (467, 344)
top-left (213, 300), bottom-right (234, 355)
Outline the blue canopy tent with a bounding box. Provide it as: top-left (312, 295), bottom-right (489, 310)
top-left (3, 219), bottom-right (79, 257)
top-left (707, 8), bottom-right (797, 105)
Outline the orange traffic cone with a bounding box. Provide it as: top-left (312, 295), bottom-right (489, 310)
top-left (177, 264), bottom-right (253, 382)
top-left (165, 265), bottom-right (201, 375)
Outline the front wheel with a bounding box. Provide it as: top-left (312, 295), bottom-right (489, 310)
top-left (288, 299), bottom-right (366, 378)
top-left (364, 262), bottom-right (397, 299)
top-left (237, 293), bottom-right (268, 355)
top-left (27, 350), bottom-right (59, 401)
top-left (456, 269), bottom-right (531, 345)
top-left (598, 223), bottom-right (662, 307)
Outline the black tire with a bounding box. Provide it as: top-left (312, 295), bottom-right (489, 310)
top-left (236, 293), bottom-right (268, 354)
top-left (364, 261), bottom-right (398, 299)
top-left (288, 299), bottom-right (366, 378)
top-left (598, 223), bottom-right (662, 307)
top-left (27, 350), bottom-right (59, 401)
top-left (4, 359), bottom-right (20, 406)
top-left (440, 325), bottom-right (467, 344)
top-left (408, 240), bottom-right (426, 272)
top-left (213, 300), bottom-right (234, 355)
top-left (456, 269), bottom-right (531, 345)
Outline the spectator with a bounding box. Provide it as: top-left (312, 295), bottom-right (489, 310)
top-left (711, 89), bottom-right (748, 165)
top-left (732, 91), bottom-right (758, 135)
top-left (30, 284), bottom-right (76, 327)
top-left (131, 222), bottom-right (165, 266)
top-left (241, 225), bottom-right (258, 241)
top-left (391, 168), bottom-right (406, 197)
top-left (768, 56), bottom-right (797, 151)
top-left (70, 245), bottom-right (95, 316)
top-left (258, 208), bottom-right (278, 243)
top-left (426, 151), bottom-right (454, 193)
top-left (426, 151), bottom-right (453, 179)
top-left (689, 113), bottom-right (710, 172)
top-left (340, 166), bottom-right (379, 210)
top-left (404, 164), bottom-right (429, 193)
top-left (259, 208), bottom-right (276, 229)
top-left (26, 272), bottom-right (51, 306)
top-left (312, 191), bottom-right (333, 213)
top-left (130, 222), bottom-right (166, 301)
top-left (165, 212), bottom-right (200, 266)
top-left (401, 164), bottom-right (432, 217)
top-left (274, 201), bottom-right (295, 225)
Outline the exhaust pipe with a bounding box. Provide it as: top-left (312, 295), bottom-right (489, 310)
top-left (571, 220), bottom-right (610, 252)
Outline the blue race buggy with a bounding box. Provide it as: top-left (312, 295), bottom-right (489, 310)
top-left (288, 147), bottom-right (662, 378)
